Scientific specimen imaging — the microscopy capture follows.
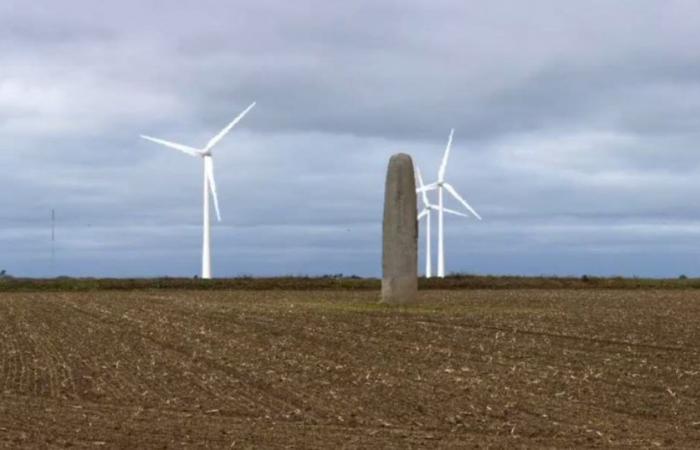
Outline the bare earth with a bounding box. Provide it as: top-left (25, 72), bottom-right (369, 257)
top-left (0, 289), bottom-right (699, 448)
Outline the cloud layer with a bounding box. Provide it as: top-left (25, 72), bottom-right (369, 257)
top-left (2, 0), bottom-right (700, 277)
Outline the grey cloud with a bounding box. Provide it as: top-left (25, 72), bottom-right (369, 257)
top-left (2, 0), bottom-right (700, 278)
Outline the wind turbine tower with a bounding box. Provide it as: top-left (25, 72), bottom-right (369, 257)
top-left (416, 165), bottom-right (467, 278)
top-left (416, 166), bottom-right (433, 277)
top-left (140, 102), bottom-right (256, 279)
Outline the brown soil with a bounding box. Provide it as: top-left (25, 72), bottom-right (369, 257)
top-left (0, 289), bottom-right (698, 448)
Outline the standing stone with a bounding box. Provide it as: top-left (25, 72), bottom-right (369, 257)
top-left (381, 153), bottom-right (418, 305)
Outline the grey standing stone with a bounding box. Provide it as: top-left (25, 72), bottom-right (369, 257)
top-left (381, 153), bottom-right (418, 305)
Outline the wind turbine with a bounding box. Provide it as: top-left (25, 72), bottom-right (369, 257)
top-left (416, 165), bottom-right (467, 278)
top-left (140, 101), bottom-right (256, 279)
top-left (418, 129), bottom-right (482, 278)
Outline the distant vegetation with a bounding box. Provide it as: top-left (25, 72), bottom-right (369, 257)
top-left (2, 274), bottom-right (700, 292)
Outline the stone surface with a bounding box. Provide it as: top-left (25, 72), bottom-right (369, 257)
top-left (381, 153), bottom-right (418, 305)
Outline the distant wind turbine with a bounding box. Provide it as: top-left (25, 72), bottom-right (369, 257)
top-left (417, 129), bottom-right (482, 278)
top-left (140, 102), bottom-right (256, 279)
top-left (416, 165), bottom-right (467, 278)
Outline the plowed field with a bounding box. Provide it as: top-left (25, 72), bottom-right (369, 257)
top-left (1, 290), bottom-right (699, 448)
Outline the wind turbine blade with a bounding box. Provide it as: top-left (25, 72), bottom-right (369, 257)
top-left (437, 129), bottom-right (454, 182)
top-left (140, 135), bottom-right (201, 157)
top-left (418, 208), bottom-right (429, 220)
top-left (415, 164), bottom-right (425, 188)
top-left (205, 157), bottom-right (222, 222)
top-left (416, 182), bottom-right (439, 193)
top-left (205, 101), bottom-right (256, 151)
top-left (442, 207), bottom-right (468, 218)
top-left (443, 182), bottom-right (482, 220)
top-left (415, 165), bottom-right (431, 206)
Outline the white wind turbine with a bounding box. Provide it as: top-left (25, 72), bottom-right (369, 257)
top-left (140, 102), bottom-right (256, 279)
top-left (416, 165), bottom-right (467, 278)
top-left (418, 129), bottom-right (482, 278)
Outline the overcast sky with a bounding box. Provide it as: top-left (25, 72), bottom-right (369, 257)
top-left (2, 0), bottom-right (700, 278)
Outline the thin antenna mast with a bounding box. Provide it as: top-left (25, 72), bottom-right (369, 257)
top-left (51, 209), bottom-right (55, 273)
